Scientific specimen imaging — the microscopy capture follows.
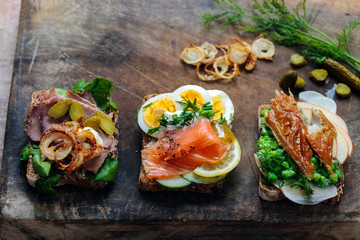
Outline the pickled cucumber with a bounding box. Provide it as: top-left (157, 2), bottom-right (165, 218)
top-left (279, 70), bottom-right (297, 90)
top-left (95, 112), bottom-right (115, 135)
top-left (294, 77), bottom-right (305, 89)
top-left (84, 116), bottom-right (102, 130)
top-left (309, 69), bottom-right (328, 82)
top-left (69, 102), bottom-right (84, 121)
top-left (290, 54), bottom-right (307, 67)
top-left (336, 83), bottom-right (351, 98)
top-left (323, 58), bottom-right (360, 91)
top-left (48, 99), bottom-right (73, 119)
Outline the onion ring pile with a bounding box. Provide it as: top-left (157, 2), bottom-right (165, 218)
top-left (39, 121), bottom-right (103, 173)
top-left (181, 36), bottom-right (275, 81)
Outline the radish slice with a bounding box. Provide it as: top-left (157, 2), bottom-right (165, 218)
top-left (306, 96), bottom-right (337, 114)
top-left (299, 91), bottom-right (324, 102)
top-left (281, 182), bottom-right (338, 205)
top-left (299, 91), bottom-right (337, 114)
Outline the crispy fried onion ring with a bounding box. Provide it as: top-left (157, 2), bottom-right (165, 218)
top-left (200, 42), bottom-right (218, 64)
top-left (251, 35), bottom-right (275, 60)
top-left (182, 37), bottom-right (273, 81)
top-left (40, 123), bottom-right (103, 172)
top-left (226, 38), bottom-right (251, 65)
top-left (40, 126), bottom-right (76, 161)
top-left (77, 128), bottom-right (103, 161)
top-left (180, 44), bottom-right (205, 65)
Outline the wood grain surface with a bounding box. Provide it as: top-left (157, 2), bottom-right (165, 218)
top-left (1, 0), bottom-right (360, 239)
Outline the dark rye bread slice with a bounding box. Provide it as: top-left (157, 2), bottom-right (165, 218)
top-left (25, 90), bottom-right (117, 190)
top-left (256, 105), bottom-right (344, 204)
top-left (139, 94), bottom-right (223, 193)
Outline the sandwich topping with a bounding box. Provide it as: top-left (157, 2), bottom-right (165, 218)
top-left (138, 85), bottom-right (241, 185)
top-left (264, 91), bottom-right (314, 179)
top-left (22, 78), bottom-right (119, 195)
top-left (256, 91), bottom-right (351, 203)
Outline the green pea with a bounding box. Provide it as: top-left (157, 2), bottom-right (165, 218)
top-left (20, 144), bottom-right (30, 161)
top-left (267, 172), bottom-right (278, 183)
top-left (329, 173), bottom-right (338, 184)
top-left (281, 161), bottom-right (289, 169)
top-left (261, 108), bottom-right (270, 117)
top-left (312, 172), bottom-right (321, 182)
top-left (261, 126), bottom-right (269, 136)
top-left (336, 169), bottom-right (344, 179)
top-left (311, 157), bottom-right (317, 164)
top-left (282, 169), bottom-right (296, 179)
top-left (331, 163), bottom-right (336, 170)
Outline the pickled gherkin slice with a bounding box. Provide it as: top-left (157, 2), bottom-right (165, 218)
top-left (294, 77), bottom-right (305, 89)
top-left (69, 102), bottom-right (84, 121)
top-left (309, 69), bottom-right (328, 82)
top-left (336, 83), bottom-right (351, 98)
top-left (279, 70), bottom-right (297, 90)
top-left (48, 99), bottom-right (73, 119)
top-left (95, 112), bottom-right (115, 135)
top-left (290, 54), bottom-right (307, 67)
top-left (84, 116), bottom-right (102, 130)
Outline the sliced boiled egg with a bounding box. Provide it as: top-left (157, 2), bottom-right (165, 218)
top-left (173, 85), bottom-right (213, 111)
top-left (138, 93), bottom-right (178, 138)
top-left (207, 89), bottom-right (234, 124)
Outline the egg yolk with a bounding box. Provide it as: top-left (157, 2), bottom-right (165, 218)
top-left (180, 90), bottom-right (205, 109)
top-left (212, 96), bottom-right (225, 121)
top-left (143, 98), bottom-right (176, 128)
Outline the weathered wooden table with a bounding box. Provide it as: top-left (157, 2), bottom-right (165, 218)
top-left (1, 0), bottom-right (360, 239)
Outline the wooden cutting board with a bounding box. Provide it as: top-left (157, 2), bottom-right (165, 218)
top-left (1, 0), bottom-right (360, 238)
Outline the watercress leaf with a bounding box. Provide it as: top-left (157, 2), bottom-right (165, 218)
top-left (71, 78), bottom-right (87, 93)
top-left (84, 77), bottom-right (117, 112)
top-left (85, 157), bottom-right (118, 182)
top-left (20, 144), bottom-right (30, 161)
top-left (35, 178), bottom-right (56, 196)
top-left (32, 152), bottom-right (51, 177)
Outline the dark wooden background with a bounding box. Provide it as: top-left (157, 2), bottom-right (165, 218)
top-left (1, 0), bottom-right (360, 239)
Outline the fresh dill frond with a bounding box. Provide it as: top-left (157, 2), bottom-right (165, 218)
top-left (202, 0), bottom-right (360, 74)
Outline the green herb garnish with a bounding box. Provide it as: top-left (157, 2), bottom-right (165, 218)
top-left (146, 98), bottom-right (220, 134)
top-left (202, 0), bottom-right (360, 75)
top-left (86, 156), bottom-right (119, 182)
top-left (72, 77), bottom-right (118, 112)
top-left (219, 113), bottom-right (227, 124)
top-left (143, 102), bottom-right (153, 109)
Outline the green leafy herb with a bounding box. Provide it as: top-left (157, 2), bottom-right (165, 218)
top-left (143, 102), bottom-right (153, 109)
top-left (202, 0), bottom-right (360, 74)
top-left (146, 98), bottom-right (220, 134)
top-left (219, 113), bottom-right (227, 124)
top-left (31, 149), bottom-right (51, 177)
top-left (85, 157), bottom-right (118, 182)
top-left (146, 126), bottom-right (161, 135)
top-left (72, 77), bottom-right (117, 112)
top-left (20, 144), bottom-right (30, 161)
top-left (35, 178), bottom-right (56, 196)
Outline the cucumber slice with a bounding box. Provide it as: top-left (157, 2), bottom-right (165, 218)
top-left (155, 175), bottom-right (191, 189)
top-left (182, 172), bottom-right (227, 185)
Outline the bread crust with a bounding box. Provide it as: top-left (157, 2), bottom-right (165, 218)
top-left (25, 90), bottom-right (116, 190)
top-left (138, 94), bottom-right (224, 193)
top-left (256, 105), bottom-right (344, 204)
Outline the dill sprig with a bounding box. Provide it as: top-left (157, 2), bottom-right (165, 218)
top-left (202, 0), bottom-right (360, 74)
top-left (146, 98), bottom-right (219, 134)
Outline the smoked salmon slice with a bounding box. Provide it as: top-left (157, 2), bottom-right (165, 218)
top-left (141, 118), bottom-right (230, 179)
